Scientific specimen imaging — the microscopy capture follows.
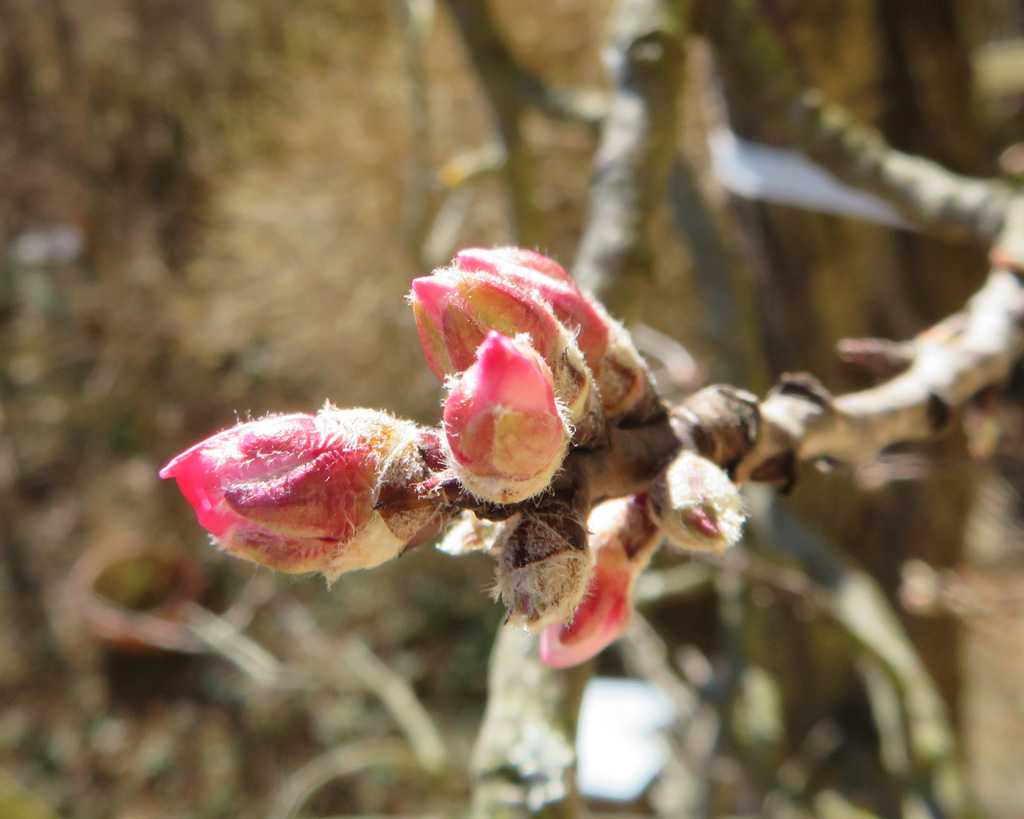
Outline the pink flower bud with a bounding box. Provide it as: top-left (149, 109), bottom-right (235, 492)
top-left (410, 270), bottom-right (562, 378)
top-left (456, 248), bottom-right (611, 370)
top-left (454, 248), bottom-right (656, 420)
top-left (443, 331), bottom-right (569, 503)
top-left (458, 247), bottom-right (574, 285)
top-left (454, 274), bottom-right (563, 361)
top-left (410, 260), bottom-right (599, 431)
top-left (592, 304), bottom-right (658, 418)
top-left (410, 277), bottom-right (460, 379)
top-left (160, 408), bottom-right (427, 583)
top-left (540, 496), bottom-right (662, 668)
top-left (648, 451), bottom-right (745, 554)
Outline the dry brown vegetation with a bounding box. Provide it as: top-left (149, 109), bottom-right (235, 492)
top-left (3, 1), bottom-right (1024, 817)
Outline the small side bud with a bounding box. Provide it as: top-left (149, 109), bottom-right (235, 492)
top-left (540, 496), bottom-right (663, 668)
top-left (589, 300), bottom-right (659, 419)
top-left (648, 451), bottom-right (745, 554)
top-left (494, 512), bottom-right (592, 632)
top-left (160, 407), bottom-right (427, 583)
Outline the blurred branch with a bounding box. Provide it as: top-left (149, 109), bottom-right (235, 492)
top-left (667, 151), bottom-right (759, 386)
top-left (619, 614), bottom-right (719, 806)
top-left (266, 738), bottom-right (418, 819)
top-left (442, 0), bottom-right (543, 244)
top-left (469, 626), bottom-right (590, 819)
top-left (745, 491), bottom-right (972, 818)
top-left (187, 602), bottom-right (448, 775)
top-left (697, 0), bottom-right (1014, 243)
top-left (442, 0), bottom-right (608, 130)
top-left (397, 0), bottom-right (436, 260)
top-left (280, 602), bottom-right (449, 775)
top-left (572, 0), bottom-right (690, 318)
top-left (630, 321), bottom-right (706, 397)
top-left (185, 604), bottom-right (314, 690)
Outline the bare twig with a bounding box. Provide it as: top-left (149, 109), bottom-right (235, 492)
top-left (280, 603), bottom-right (449, 775)
top-left (670, 257), bottom-right (1024, 489)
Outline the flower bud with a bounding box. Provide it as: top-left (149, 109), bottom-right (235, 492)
top-left (540, 496), bottom-right (662, 668)
top-left (410, 277), bottom-right (460, 379)
top-left (410, 259), bottom-right (600, 432)
top-left (494, 512), bottom-right (592, 632)
top-left (455, 247), bottom-right (657, 420)
top-left (456, 247), bottom-right (611, 371)
top-left (160, 407), bottom-right (430, 583)
top-left (594, 304), bottom-right (659, 419)
top-left (443, 331), bottom-right (569, 503)
top-left (648, 451), bottom-right (745, 554)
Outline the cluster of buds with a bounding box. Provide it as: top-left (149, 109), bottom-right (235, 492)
top-left (160, 247), bottom-right (746, 669)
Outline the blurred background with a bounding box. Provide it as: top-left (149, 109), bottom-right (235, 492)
top-left (2, 0), bottom-right (1024, 816)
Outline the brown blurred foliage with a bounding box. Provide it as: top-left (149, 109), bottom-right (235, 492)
top-left (3, 1), bottom-right (1024, 817)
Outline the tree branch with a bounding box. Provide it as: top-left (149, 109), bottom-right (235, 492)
top-left (443, 0), bottom-right (541, 244)
top-left (698, 0), bottom-right (1015, 243)
top-left (469, 627), bottom-right (590, 819)
top-left (671, 262), bottom-right (1024, 489)
top-left (572, 0), bottom-right (690, 318)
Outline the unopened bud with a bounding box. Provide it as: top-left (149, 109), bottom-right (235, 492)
top-left (443, 331), bottom-right (569, 503)
top-left (410, 277), bottom-right (460, 378)
top-left (455, 247), bottom-right (656, 420)
top-left (649, 451), bottom-right (745, 554)
top-left (456, 247), bottom-right (611, 372)
top-left (541, 496), bottom-right (663, 668)
top-left (410, 257), bottom-right (600, 433)
top-left (494, 512), bottom-right (592, 632)
top-left (160, 407), bottom-right (429, 583)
